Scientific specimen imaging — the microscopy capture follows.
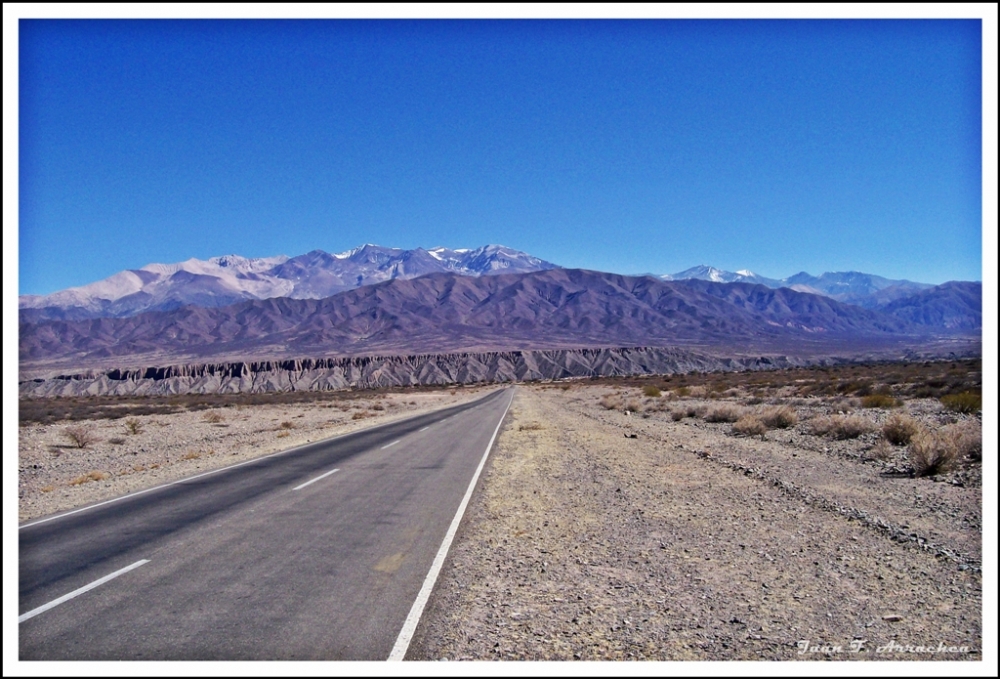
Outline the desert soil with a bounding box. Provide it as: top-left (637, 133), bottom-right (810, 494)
top-left (407, 384), bottom-right (982, 661)
top-left (17, 388), bottom-right (487, 522)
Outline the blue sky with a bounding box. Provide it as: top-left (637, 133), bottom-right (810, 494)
top-left (16, 17), bottom-right (986, 294)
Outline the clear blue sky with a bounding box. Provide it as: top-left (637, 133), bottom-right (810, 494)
top-left (17, 18), bottom-right (984, 294)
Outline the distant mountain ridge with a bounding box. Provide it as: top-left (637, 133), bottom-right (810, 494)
top-left (20, 269), bottom-right (980, 372)
top-left (18, 244), bottom-right (557, 321)
top-left (661, 266), bottom-right (934, 308)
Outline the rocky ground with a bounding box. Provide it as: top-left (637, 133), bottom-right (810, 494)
top-left (408, 383), bottom-right (983, 661)
top-left (17, 387), bottom-right (486, 522)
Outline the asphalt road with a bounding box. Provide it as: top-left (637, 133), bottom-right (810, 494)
top-left (19, 387), bottom-right (513, 660)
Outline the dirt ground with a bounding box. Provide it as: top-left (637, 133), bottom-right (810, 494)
top-left (408, 383), bottom-right (983, 661)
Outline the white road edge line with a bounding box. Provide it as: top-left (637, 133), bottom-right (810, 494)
top-left (18, 559), bottom-right (150, 623)
top-left (419, 426), bottom-right (430, 432)
top-left (293, 468), bottom-right (339, 491)
top-left (18, 435), bottom-right (347, 530)
top-left (388, 388), bottom-right (514, 661)
top-left (381, 439), bottom-right (401, 450)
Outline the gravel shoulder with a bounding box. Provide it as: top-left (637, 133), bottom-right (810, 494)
top-left (17, 388), bottom-right (487, 522)
top-left (407, 384), bottom-right (982, 661)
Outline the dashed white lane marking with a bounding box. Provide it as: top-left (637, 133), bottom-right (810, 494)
top-left (19, 560), bottom-right (150, 623)
top-left (388, 388), bottom-right (515, 660)
top-left (292, 468), bottom-right (339, 491)
top-left (381, 440), bottom-right (401, 450)
top-left (419, 426), bottom-right (430, 432)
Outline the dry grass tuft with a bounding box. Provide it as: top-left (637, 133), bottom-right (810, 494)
top-left (940, 392), bottom-right (981, 414)
top-left (861, 393), bottom-right (900, 409)
top-left (69, 470), bottom-right (108, 486)
top-left (599, 394), bottom-right (623, 411)
top-left (909, 431), bottom-right (960, 477)
top-left (703, 405), bottom-right (744, 423)
top-left (279, 421), bottom-right (295, 429)
top-left (941, 421), bottom-right (982, 462)
top-left (519, 422), bottom-right (544, 431)
top-left (760, 406), bottom-right (798, 429)
top-left (125, 417), bottom-right (143, 435)
top-left (806, 415), bottom-right (872, 440)
top-left (351, 411), bottom-right (370, 420)
top-left (642, 385), bottom-right (662, 398)
top-left (732, 415), bottom-right (767, 438)
top-left (202, 411), bottom-right (224, 424)
top-left (624, 398), bottom-right (644, 413)
top-left (181, 451), bottom-right (201, 460)
top-left (882, 412), bottom-right (922, 446)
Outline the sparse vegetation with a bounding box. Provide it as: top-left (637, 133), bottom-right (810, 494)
top-left (125, 417), bottom-right (143, 435)
top-left (202, 411), bottom-right (224, 424)
top-left (806, 415), bottom-right (872, 440)
top-left (599, 394), bottom-right (623, 411)
top-left (351, 411), bottom-right (370, 420)
top-left (861, 393), bottom-right (900, 409)
top-left (882, 412), bottom-right (922, 446)
top-left (108, 437), bottom-right (126, 445)
top-left (69, 470), bottom-right (108, 486)
top-left (909, 431), bottom-right (960, 477)
top-left (63, 425), bottom-right (98, 449)
top-left (732, 415), bottom-right (767, 438)
top-left (181, 451), bottom-right (202, 460)
top-left (940, 392), bottom-right (981, 414)
top-left (280, 421), bottom-right (295, 429)
top-left (624, 398), bottom-right (644, 413)
top-left (760, 406), bottom-right (798, 429)
top-left (703, 405), bottom-right (743, 423)
top-left (519, 422), bottom-right (544, 431)
top-left (642, 385), bottom-right (662, 398)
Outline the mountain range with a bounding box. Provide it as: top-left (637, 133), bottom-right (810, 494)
top-left (19, 244), bottom-right (557, 322)
top-left (20, 245), bottom-right (949, 321)
top-left (20, 268), bottom-right (982, 372)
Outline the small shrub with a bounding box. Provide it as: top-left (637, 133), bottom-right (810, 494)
top-left (277, 431), bottom-right (290, 438)
top-left (280, 421), bottom-right (294, 429)
top-left (181, 451), bottom-right (201, 460)
top-left (806, 415), bottom-right (872, 440)
top-left (202, 411), bottom-right (224, 424)
top-left (351, 411), bottom-right (369, 420)
top-left (125, 418), bottom-right (143, 435)
top-left (63, 425), bottom-right (98, 449)
top-left (861, 393), bottom-right (900, 409)
top-left (703, 405), bottom-right (744, 423)
top-left (760, 406), bottom-right (798, 429)
top-left (882, 413), bottom-right (922, 446)
top-left (371, 403), bottom-right (385, 411)
top-left (674, 386), bottom-right (691, 397)
top-left (519, 422), bottom-right (544, 431)
top-left (600, 394), bottom-right (623, 411)
top-left (732, 415), bottom-right (767, 438)
top-left (624, 398), bottom-right (644, 413)
top-left (642, 385), bottom-right (662, 398)
top-left (69, 470), bottom-right (108, 486)
top-left (108, 437), bottom-right (126, 445)
top-left (670, 409), bottom-right (686, 422)
top-left (940, 392), bottom-right (981, 414)
top-left (942, 422), bottom-right (982, 462)
top-left (40, 485), bottom-right (55, 493)
top-left (909, 431), bottom-right (959, 477)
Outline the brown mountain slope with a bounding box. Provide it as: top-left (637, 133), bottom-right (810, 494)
top-left (19, 269), bottom-right (937, 370)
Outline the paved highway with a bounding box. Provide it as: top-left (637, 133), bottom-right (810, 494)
top-left (19, 387), bottom-right (513, 660)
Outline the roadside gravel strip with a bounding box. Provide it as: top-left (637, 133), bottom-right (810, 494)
top-left (407, 386), bottom-right (982, 661)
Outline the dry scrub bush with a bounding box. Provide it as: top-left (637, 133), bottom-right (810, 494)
top-left (942, 421), bottom-right (982, 462)
top-left (518, 422), bottom-right (544, 431)
top-left (642, 385), bottom-right (662, 397)
top-left (861, 393), bottom-right (900, 409)
top-left (69, 470), bottom-right (108, 486)
top-left (909, 431), bottom-right (960, 477)
top-left (760, 406), bottom-right (798, 429)
top-left (806, 415), bottom-right (872, 440)
top-left (125, 417), bottom-right (143, 435)
top-left (280, 421), bottom-right (295, 429)
top-left (703, 405), bottom-right (744, 423)
top-left (599, 394), bottom-right (623, 411)
top-left (63, 425), bottom-right (98, 449)
top-left (670, 409), bottom-right (686, 422)
top-left (351, 411), bottom-right (369, 420)
top-left (882, 412), bottom-right (922, 446)
top-left (732, 415), bottom-right (768, 438)
top-left (940, 392), bottom-right (981, 414)
top-left (202, 411), bottom-right (224, 424)
top-left (624, 398), bottom-right (644, 413)
top-left (109, 437), bottom-right (126, 445)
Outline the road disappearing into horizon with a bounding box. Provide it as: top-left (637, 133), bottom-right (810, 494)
top-left (19, 387), bottom-right (513, 660)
